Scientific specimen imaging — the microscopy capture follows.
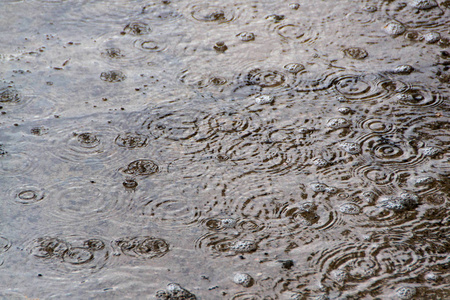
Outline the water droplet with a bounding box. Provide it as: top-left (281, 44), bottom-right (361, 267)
top-left (233, 273), bottom-right (254, 287)
top-left (213, 41), bottom-right (227, 53)
top-left (191, 4), bottom-right (235, 23)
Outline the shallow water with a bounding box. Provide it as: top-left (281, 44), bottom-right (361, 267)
top-left (0, 0), bottom-right (449, 299)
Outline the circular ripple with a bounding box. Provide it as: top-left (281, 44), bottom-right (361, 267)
top-left (202, 217), bottom-right (265, 233)
top-left (189, 4), bottom-right (236, 23)
top-left (11, 185), bottom-right (45, 204)
top-left (395, 85), bottom-right (443, 108)
top-left (195, 232), bottom-right (258, 257)
top-left (46, 177), bottom-right (127, 223)
top-left (47, 122), bottom-right (126, 165)
top-left (358, 118), bottom-right (395, 133)
top-left (0, 85), bottom-right (58, 120)
top-left (114, 236), bottom-right (169, 259)
top-left (115, 132), bottom-right (149, 148)
top-left (141, 106), bottom-right (209, 142)
top-left (354, 164), bottom-right (397, 186)
top-left (133, 38), bottom-right (167, 52)
top-left (311, 240), bottom-right (434, 291)
top-left (121, 159), bottom-right (159, 176)
top-left (332, 74), bottom-right (406, 101)
top-left (98, 34), bottom-right (151, 66)
top-left (276, 24), bottom-right (320, 44)
top-left (361, 136), bottom-right (424, 168)
top-left (381, 0), bottom-right (449, 30)
top-left (0, 152), bottom-right (37, 177)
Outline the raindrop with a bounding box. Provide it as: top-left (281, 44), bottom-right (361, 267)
top-left (343, 47), bottom-right (368, 59)
top-left (236, 32), bottom-right (255, 42)
top-left (384, 21), bottom-right (406, 36)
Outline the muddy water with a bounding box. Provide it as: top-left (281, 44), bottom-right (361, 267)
top-left (0, 0), bottom-right (449, 299)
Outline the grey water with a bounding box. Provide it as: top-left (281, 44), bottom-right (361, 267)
top-left (0, 0), bottom-right (449, 299)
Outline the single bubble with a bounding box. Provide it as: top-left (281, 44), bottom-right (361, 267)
top-left (392, 65), bottom-right (414, 74)
top-left (423, 32), bottom-right (440, 43)
top-left (343, 47), bottom-right (368, 59)
top-left (115, 133), bottom-right (148, 148)
top-left (289, 3), bottom-right (300, 10)
top-left (384, 21), bottom-right (406, 36)
top-left (254, 95), bottom-right (274, 105)
top-left (422, 146), bottom-right (441, 157)
top-left (338, 107), bottom-right (351, 114)
top-left (230, 240), bottom-right (257, 253)
top-left (283, 63), bottom-right (305, 74)
top-left (233, 273), bottom-right (254, 287)
top-left (156, 283), bottom-right (197, 300)
top-left (213, 41), bottom-right (228, 53)
top-left (76, 132), bottom-right (99, 147)
top-left (327, 117), bottom-right (351, 129)
top-left (123, 178), bottom-right (138, 189)
top-left (236, 32), bottom-right (255, 42)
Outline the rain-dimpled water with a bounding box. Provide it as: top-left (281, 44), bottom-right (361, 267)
top-left (0, 0), bottom-right (449, 299)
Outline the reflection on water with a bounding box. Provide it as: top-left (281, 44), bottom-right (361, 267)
top-left (0, 0), bottom-right (449, 299)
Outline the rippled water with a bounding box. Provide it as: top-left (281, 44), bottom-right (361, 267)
top-left (0, 0), bottom-right (449, 299)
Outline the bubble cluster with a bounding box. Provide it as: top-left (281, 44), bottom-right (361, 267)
top-left (115, 236), bottom-right (170, 259)
top-left (100, 70), bottom-right (126, 82)
top-left (343, 47), bottom-right (368, 60)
